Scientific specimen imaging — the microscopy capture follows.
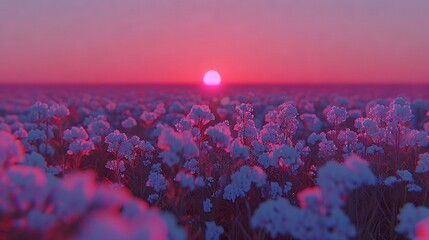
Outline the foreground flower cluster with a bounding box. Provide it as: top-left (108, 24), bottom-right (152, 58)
top-left (1, 86), bottom-right (429, 239)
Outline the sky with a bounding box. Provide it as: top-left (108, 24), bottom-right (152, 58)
top-left (0, 0), bottom-right (428, 85)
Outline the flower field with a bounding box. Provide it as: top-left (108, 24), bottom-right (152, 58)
top-left (1, 84), bottom-right (429, 240)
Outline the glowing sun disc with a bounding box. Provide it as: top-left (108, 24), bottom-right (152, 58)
top-left (203, 70), bottom-right (221, 86)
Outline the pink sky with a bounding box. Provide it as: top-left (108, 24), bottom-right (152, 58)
top-left (0, 0), bottom-right (428, 84)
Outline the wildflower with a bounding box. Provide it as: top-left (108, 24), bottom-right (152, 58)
top-left (105, 130), bottom-right (135, 160)
top-left (105, 130), bottom-right (127, 152)
top-left (105, 160), bottom-right (126, 173)
top-left (0, 165), bottom-right (50, 213)
top-left (121, 116), bottom-right (137, 128)
top-left (407, 183), bottom-right (422, 192)
top-left (175, 118), bottom-right (192, 132)
top-left (257, 152), bottom-right (271, 169)
top-left (230, 139), bottom-right (250, 160)
top-left (338, 128), bottom-right (358, 155)
top-left (87, 117), bottom-right (111, 136)
top-left (317, 154), bottom-right (376, 207)
top-left (416, 153), bottom-right (429, 173)
top-left (28, 129), bottom-right (47, 142)
top-left (325, 105), bottom-right (348, 126)
top-left (387, 97), bottom-right (413, 126)
top-left (234, 103), bottom-right (258, 145)
top-left (300, 113), bottom-right (322, 132)
top-left (0, 131), bottom-right (24, 167)
top-left (174, 171), bottom-right (204, 191)
top-left (269, 144), bottom-right (300, 169)
top-left (275, 102), bottom-right (299, 140)
top-left (63, 127), bottom-right (89, 142)
top-left (297, 186), bottom-right (324, 212)
top-left (48, 103), bottom-right (70, 120)
top-left (260, 122), bottom-right (279, 144)
top-left (205, 121), bottom-right (232, 150)
top-left (203, 198), bottom-right (212, 212)
top-left (140, 111), bottom-right (158, 126)
top-left (186, 105), bottom-right (215, 127)
top-left (223, 165), bottom-right (267, 202)
top-left (402, 130), bottom-right (428, 147)
top-left (318, 139), bottom-right (337, 159)
top-left (415, 216), bottom-right (429, 240)
top-left (366, 144), bottom-right (384, 155)
top-left (23, 151), bottom-right (47, 169)
top-left (284, 181), bottom-right (293, 194)
top-left (52, 171), bottom-right (97, 221)
top-left (251, 198), bottom-right (303, 238)
top-left (383, 176), bottom-right (398, 186)
top-left (26, 209), bottom-right (56, 231)
top-left (158, 126), bottom-right (198, 166)
top-left (64, 127), bottom-right (94, 155)
top-left (307, 132), bottom-right (326, 145)
top-left (146, 164), bottom-right (168, 192)
top-left (397, 170), bottom-right (414, 183)
top-left (268, 182), bottom-right (283, 199)
top-left (30, 102), bottom-right (49, 122)
top-left (67, 139), bottom-right (95, 155)
top-left (367, 104), bottom-right (388, 125)
top-left (183, 158), bottom-right (199, 173)
top-left (205, 221), bottom-right (224, 240)
top-left (396, 203), bottom-right (429, 239)
top-left (14, 127), bottom-right (28, 139)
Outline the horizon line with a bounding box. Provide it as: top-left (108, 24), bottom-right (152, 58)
top-left (1, 82), bottom-right (429, 86)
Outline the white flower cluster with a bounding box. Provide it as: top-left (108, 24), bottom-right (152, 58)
top-left (223, 165), bottom-right (267, 202)
top-left (0, 131), bottom-right (185, 239)
top-left (251, 154), bottom-right (376, 239)
top-left (396, 203), bottom-right (429, 239)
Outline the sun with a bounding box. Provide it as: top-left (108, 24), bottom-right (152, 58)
top-left (203, 70), bottom-right (221, 86)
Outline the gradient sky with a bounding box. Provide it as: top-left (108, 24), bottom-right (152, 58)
top-left (1, 0), bottom-right (428, 84)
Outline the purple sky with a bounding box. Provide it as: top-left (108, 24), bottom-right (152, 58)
top-left (1, 0), bottom-right (428, 84)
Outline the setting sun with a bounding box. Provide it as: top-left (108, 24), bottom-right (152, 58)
top-left (203, 70), bottom-right (221, 86)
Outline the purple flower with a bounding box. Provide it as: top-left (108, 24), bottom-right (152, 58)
top-left (325, 105), bottom-right (348, 126)
top-left (270, 144), bottom-right (300, 169)
top-left (387, 97), bottom-right (413, 126)
top-left (67, 139), bottom-right (94, 155)
top-left (105, 130), bottom-right (135, 160)
top-left (105, 160), bottom-right (126, 173)
top-left (205, 121), bottom-right (232, 150)
top-left (121, 116), bottom-right (137, 129)
top-left (276, 102), bottom-right (299, 140)
top-left (140, 111), bottom-right (158, 126)
top-left (174, 171), bottom-right (204, 191)
top-left (30, 102), bottom-right (49, 122)
top-left (396, 170), bottom-right (414, 183)
top-left (48, 103), bottom-right (70, 120)
top-left (0, 131), bottom-right (24, 167)
top-left (158, 126), bottom-right (199, 166)
top-left (260, 122), bottom-right (279, 144)
top-left (416, 153), bottom-right (429, 173)
top-left (367, 104), bottom-right (388, 125)
top-left (205, 221), bottom-right (224, 240)
top-left (186, 105), bottom-right (215, 127)
top-left (318, 139), bottom-right (337, 159)
top-left (396, 203), bottom-right (429, 239)
top-left (300, 113), bottom-right (322, 132)
top-left (251, 198), bottom-right (303, 238)
top-left (63, 127), bottom-right (89, 142)
top-left (223, 165), bottom-right (267, 202)
top-left (203, 198), bottom-right (212, 212)
top-left (234, 103), bottom-right (258, 145)
top-left (87, 117), bottom-right (111, 136)
top-left (28, 129), bottom-right (47, 141)
top-left (146, 164), bottom-right (168, 192)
